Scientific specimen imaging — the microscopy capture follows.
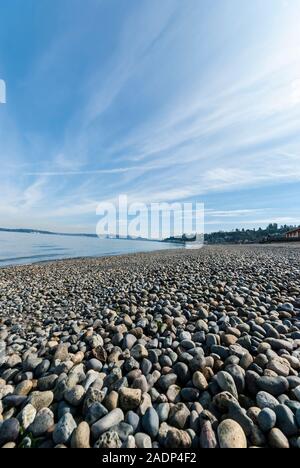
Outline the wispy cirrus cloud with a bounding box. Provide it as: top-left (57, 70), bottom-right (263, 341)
top-left (0, 0), bottom-right (300, 232)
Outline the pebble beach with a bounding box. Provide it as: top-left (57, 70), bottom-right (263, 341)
top-left (1, 244), bottom-right (300, 449)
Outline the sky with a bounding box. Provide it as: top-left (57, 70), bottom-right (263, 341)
top-left (0, 0), bottom-right (300, 235)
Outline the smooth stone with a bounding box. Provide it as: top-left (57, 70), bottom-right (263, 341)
top-left (217, 419), bottom-right (247, 449)
top-left (168, 403), bottom-right (190, 429)
top-left (141, 359), bottom-right (152, 376)
top-left (256, 392), bottom-right (279, 410)
top-left (132, 375), bottom-right (148, 393)
top-left (181, 387), bottom-right (200, 402)
top-left (0, 418), bottom-right (20, 446)
top-left (267, 358), bottom-right (290, 377)
top-left (158, 374), bottom-right (177, 391)
top-left (213, 391), bottom-right (238, 413)
top-left (35, 360), bottom-right (51, 378)
top-left (3, 395), bottom-right (27, 407)
top-left (216, 371), bottom-right (239, 399)
top-left (286, 400), bottom-right (300, 413)
top-left (135, 432), bottom-right (152, 448)
top-left (57, 401), bottom-right (76, 419)
top-left (123, 334), bottom-right (137, 350)
top-left (138, 392), bottom-right (152, 416)
top-left (28, 391), bottom-right (54, 411)
top-left (131, 344), bottom-right (148, 360)
top-left (54, 344), bottom-right (69, 362)
top-left (91, 408), bottom-right (124, 439)
top-left (53, 413), bottom-right (77, 445)
top-left (85, 402), bottom-right (108, 425)
top-left (268, 428), bottom-right (289, 449)
top-left (200, 421), bottom-right (217, 448)
top-left (142, 407), bottom-right (159, 438)
top-left (227, 402), bottom-right (254, 436)
top-left (257, 408), bottom-right (276, 432)
top-left (15, 380), bottom-right (33, 396)
top-left (87, 359), bottom-right (103, 372)
top-left (296, 408), bottom-right (300, 427)
top-left (257, 376), bottom-right (289, 396)
top-left (71, 422), bottom-right (91, 448)
top-left (173, 362), bottom-right (190, 384)
top-left (157, 403), bottom-right (170, 422)
top-left (294, 386), bottom-right (300, 401)
top-left (38, 375), bottom-right (58, 391)
top-left (104, 391), bottom-right (119, 411)
top-left (274, 405), bottom-right (298, 437)
top-left (225, 364), bottom-right (245, 393)
top-left (125, 411), bottom-right (140, 433)
top-left (23, 354), bottom-right (43, 372)
top-left (166, 384), bottom-right (181, 402)
top-left (64, 385), bottom-right (85, 407)
top-left (192, 371), bottom-right (208, 391)
top-left (18, 404), bottom-right (37, 430)
top-left (29, 408), bottom-right (54, 437)
top-left (122, 435), bottom-right (136, 448)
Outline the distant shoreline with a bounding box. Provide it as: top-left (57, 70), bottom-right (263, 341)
top-left (0, 227), bottom-right (159, 242)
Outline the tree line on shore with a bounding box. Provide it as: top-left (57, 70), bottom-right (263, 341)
top-left (204, 223), bottom-right (299, 244)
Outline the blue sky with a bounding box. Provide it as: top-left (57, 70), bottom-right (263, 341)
top-left (0, 0), bottom-right (300, 234)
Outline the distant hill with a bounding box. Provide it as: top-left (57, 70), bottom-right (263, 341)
top-left (0, 227), bottom-right (160, 242)
top-left (0, 227), bottom-right (97, 238)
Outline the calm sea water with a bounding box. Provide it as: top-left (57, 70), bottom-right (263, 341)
top-left (0, 231), bottom-right (181, 267)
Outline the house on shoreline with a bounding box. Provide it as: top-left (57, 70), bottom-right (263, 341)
top-left (286, 227), bottom-right (300, 240)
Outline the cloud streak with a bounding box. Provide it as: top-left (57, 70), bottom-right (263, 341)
top-left (0, 0), bottom-right (300, 232)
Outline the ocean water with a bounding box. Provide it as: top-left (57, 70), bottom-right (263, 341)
top-left (0, 231), bottom-right (181, 267)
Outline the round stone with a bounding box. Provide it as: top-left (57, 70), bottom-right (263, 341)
top-left (15, 380), bottom-right (33, 396)
top-left (131, 344), bottom-right (148, 360)
top-left (217, 419), bottom-right (247, 449)
top-left (28, 391), bottom-right (54, 411)
top-left (53, 413), bottom-right (77, 445)
top-left (142, 407), bottom-right (159, 438)
top-left (135, 432), bottom-right (152, 448)
top-left (125, 410), bottom-right (140, 433)
top-left (257, 376), bottom-right (289, 396)
top-left (216, 371), bottom-right (239, 399)
top-left (256, 391), bottom-right (279, 410)
top-left (64, 385), bottom-right (85, 407)
top-left (18, 403), bottom-right (37, 430)
top-left (257, 408), bottom-right (276, 432)
top-left (274, 405), bottom-right (298, 437)
top-left (192, 371), bottom-right (208, 391)
top-left (30, 408), bottom-right (54, 437)
top-left (294, 385), bottom-right (300, 401)
top-left (87, 359), bottom-right (103, 372)
top-left (0, 418), bottom-right (20, 446)
top-left (71, 422), bottom-right (90, 448)
top-left (168, 403), bottom-right (190, 429)
top-left (157, 403), bottom-right (170, 422)
top-left (268, 428), bottom-right (289, 449)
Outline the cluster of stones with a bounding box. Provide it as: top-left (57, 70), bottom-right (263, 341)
top-left (0, 245), bottom-right (300, 448)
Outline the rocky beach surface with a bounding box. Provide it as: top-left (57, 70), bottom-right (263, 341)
top-left (0, 244), bottom-right (300, 449)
